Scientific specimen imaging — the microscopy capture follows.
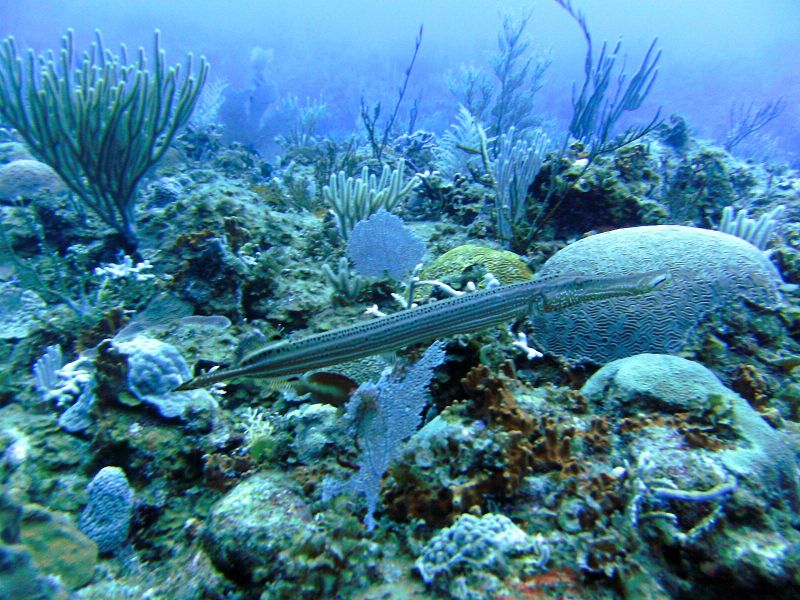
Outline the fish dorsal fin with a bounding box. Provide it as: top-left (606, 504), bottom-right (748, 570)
top-left (233, 329), bottom-right (269, 366)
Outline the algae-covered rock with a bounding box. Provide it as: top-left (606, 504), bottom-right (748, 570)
top-left (581, 353), bottom-right (800, 592)
top-left (582, 353), bottom-right (800, 506)
top-left (19, 504), bottom-right (98, 589)
top-left (0, 141), bottom-right (33, 163)
top-left (201, 472), bottom-right (313, 584)
top-left (665, 146), bottom-right (740, 224)
top-left (0, 494), bottom-right (21, 545)
top-left (286, 402), bottom-right (343, 463)
top-left (0, 283), bottom-right (48, 340)
top-left (546, 145), bottom-right (668, 238)
top-left (0, 544), bottom-right (68, 600)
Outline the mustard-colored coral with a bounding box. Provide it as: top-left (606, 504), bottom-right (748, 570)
top-left (416, 244), bottom-right (532, 301)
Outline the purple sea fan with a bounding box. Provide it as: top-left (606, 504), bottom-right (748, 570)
top-left (322, 340), bottom-right (446, 530)
top-left (346, 210), bottom-right (425, 279)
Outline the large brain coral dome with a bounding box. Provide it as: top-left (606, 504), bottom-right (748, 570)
top-left (529, 225), bottom-right (783, 364)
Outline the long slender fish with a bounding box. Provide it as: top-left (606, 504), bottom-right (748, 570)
top-left (176, 269), bottom-right (669, 390)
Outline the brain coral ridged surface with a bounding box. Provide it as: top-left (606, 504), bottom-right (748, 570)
top-left (530, 225), bottom-right (783, 364)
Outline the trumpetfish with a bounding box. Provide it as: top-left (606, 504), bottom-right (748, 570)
top-left (177, 269), bottom-right (668, 391)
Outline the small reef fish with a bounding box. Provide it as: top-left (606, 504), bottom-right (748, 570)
top-left (177, 269), bottom-right (669, 390)
top-left (289, 371), bottom-right (360, 406)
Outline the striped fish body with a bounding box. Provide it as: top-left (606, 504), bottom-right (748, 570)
top-left (177, 269), bottom-right (667, 390)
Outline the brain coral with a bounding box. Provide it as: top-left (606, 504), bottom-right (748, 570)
top-left (0, 159), bottom-right (65, 201)
top-left (415, 244), bottom-right (532, 302)
top-left (529, 225), bottom-right (782, 364)
top-left (420, 244), bottom-right (533, 284)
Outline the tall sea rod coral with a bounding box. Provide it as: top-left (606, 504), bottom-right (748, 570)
top-left (0, 29), bottom-right (208, 252)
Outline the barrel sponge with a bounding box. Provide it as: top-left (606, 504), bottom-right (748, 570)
top-left (529, 225), bottom-right (783, 364)
top-left (78, 466), bottom-right (133, 554)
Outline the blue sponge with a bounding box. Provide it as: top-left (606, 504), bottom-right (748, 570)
top-left (78, 466), bottom-right (134, 554)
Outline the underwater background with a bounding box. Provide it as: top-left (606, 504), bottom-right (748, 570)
top-left (0, 0), bottom-right (799, 598)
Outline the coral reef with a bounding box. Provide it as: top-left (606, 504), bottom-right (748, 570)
top-left (0, 21), bottom-right (798, 599)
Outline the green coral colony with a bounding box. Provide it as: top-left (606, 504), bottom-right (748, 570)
top-left (0, 2), bottom-right (799, 599)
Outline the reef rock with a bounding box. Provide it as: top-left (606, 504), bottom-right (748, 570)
top-left (20, 504), bottom-right (98, 589)
top-left (582, 353), bottom-right (800, 510)
top-left (201, 472), bottom-right (314, 585)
